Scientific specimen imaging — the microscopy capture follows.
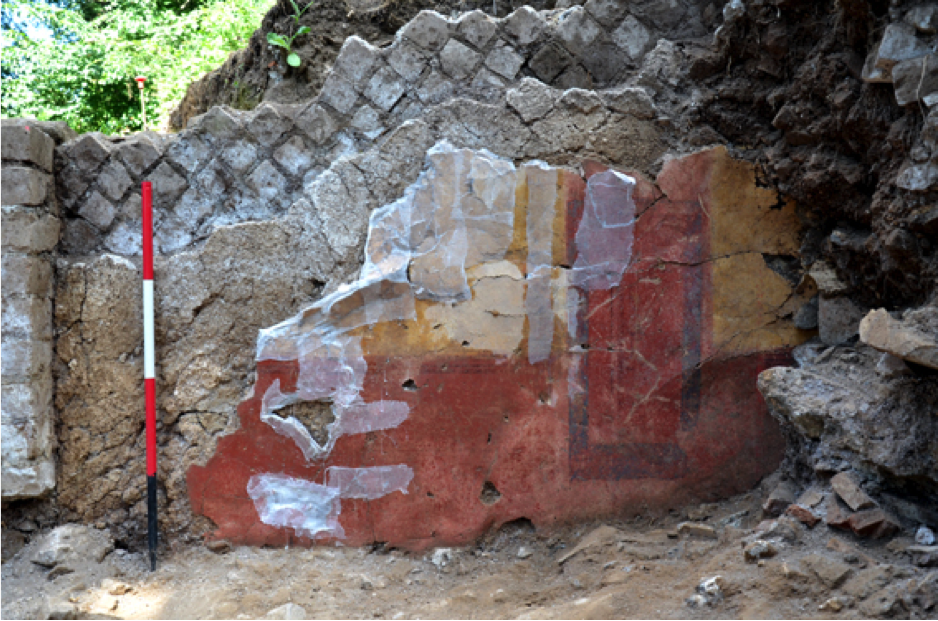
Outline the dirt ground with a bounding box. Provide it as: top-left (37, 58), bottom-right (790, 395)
top-left (3, 482), bottom-right (935, 620)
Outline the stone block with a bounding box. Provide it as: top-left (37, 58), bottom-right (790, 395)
top-left (1, 206), bottom-right (61, 253)
top-left (830, 472), bottom-right (876, 512)
top-left (319, 72), bottom-right (359, 115)
top-left (762, 480), bottom-right (796, 517)
top-left (860, 307), bottom-right (938, 370)
top-left (350, 106), bottom-right (383, 134)
top-left (1, 253), bottom-right (53, 298)
top-left (295, 103), bottom-right (338, 144)
top-left (96, 159), bottom-right (133, 202)
top-left (1, 167), bottom-right (50, 206)
top-left (818, 295), bottom-right (866, 345)
top-left (793, 295), bottom-right (819, 330)
top-left (612, 15), bottom-right (654, 61)
top-left (848, 509), bottom-right (899, 538)
top-left (114, 135), bottom-right (161, 177)
top-left (165, 132), bottom-right (211, 173)
top-left (399, 11), bottom-right (450, 51)
top-left (876, 23), bottom-right (932, 71)
top-left (1, 337), bottom-right (52, 381)
top-left (221, 141), bottom-right (258, 174)
top-left (273, 136), bottom-right (314, 177)
top-left (470, 68), bottom-right (507, 95)
top-left (1, 295), bottom-right (52, 339)
top-left (584, 0), bottom-right (630, 29)
top-left (1, 376), bottom-right (53, 422)
top-left (365, 66), bottom-right (407, 111)
top-left (149, 161), bottom-right (188, 208)
top-left (801, 554), bottom-right (852, 588)
top-left (62, 133), bottom-right (112, 173)
top-left (57, 165), bottom-right (92, 211)
top-left (503, 6), bottom-right (546, 46)
top-left (558, 88), bottom-right (604, 114)
top-left (155, 215), bottom-right (193, 254)
top-left (633, 0), bottom-right (687, 31)
top-left (4, 118), bottom-right (76, 145)
top-left (246, 160), bottom-right (287, 202)
top-left (62, 218), bottom-right (101, 255)
top-left (529, 43), bottom-right (574, 83)
top-left (906, 5), bottom-right (938, 34)
top-left (554, 64), bottom-right (592, 90)
top-left (554, 7), bottom-right (604, 58)
top-left (0, 122), bottom-right (55, 171)
top-left (333, 36), bottom-right (380, 87)
top-left (896, 160), bottom-right (938, 191)
top-left (175, 188), bottom-right (214, 226)
top-left (0, 458), bottom-right (55, 500)
top-left (78, 191), bottom-right (117, 230)
top-left (507, 78), bottom-right (556, 122)
top-left (893, 53), bottom-right (938, 105)
top-left (388, 41), bottom-right (429, 82)
top-left (104, 220), bottom-right (141, 256)
top-left (190, 106), bottom-right (243, 141)
top-left (600, 86), bottom-right (657, 119)
top-left (28, 525), bottom-right (114, 567)
top-left (440, 39), bottom-right (482, 80)
top-left (416, 70), bottom-right (455, 105)
top-left (247, 103), bottom-right (293, 147)
top-left (457, 10), bottom-right (497, 49)
top-left (485, 44), bottom-right (525, 80)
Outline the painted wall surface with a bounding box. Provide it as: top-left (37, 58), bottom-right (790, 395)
top-left (187, 145), bottom-right (809, 550)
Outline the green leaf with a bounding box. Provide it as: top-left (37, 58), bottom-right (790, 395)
top-left (295, 26), bottom-right (310, 36)
top-left (266, 31), bottom-right (288, 48)
top-left (287, 52), bottom-right (301, 67)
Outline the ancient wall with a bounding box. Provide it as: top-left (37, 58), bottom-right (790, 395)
top-left (14, 1), bottom-right (918, 548)
top-left (2, 121), bottom-right (60, 500)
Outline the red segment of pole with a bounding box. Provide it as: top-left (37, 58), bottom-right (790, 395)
top-left (142, 182), bottom-right (153, 280)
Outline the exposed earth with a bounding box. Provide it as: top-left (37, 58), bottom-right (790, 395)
top-left (3, 479), bottom-right (937, 620)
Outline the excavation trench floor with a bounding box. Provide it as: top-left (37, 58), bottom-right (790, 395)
top-left (1, 489), bottom-right (929, 620)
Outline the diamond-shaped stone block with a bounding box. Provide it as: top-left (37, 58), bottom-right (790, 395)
top-left (115, 135), bottom-right (161, 177)
top-left (320, 72), bottom-right (359, 115)
top-left (504, 6), bottom-right (546, 46)
top-left (295, 104), bottom-right (338, 145)
top-left (149, 162), bottom-right (188, 208)
top-left (440, 39), bottom-right (482, 80)
top-left (273, 136), bottom-right (315, 177)
top-left (78, 191), bottom-right (116, 230)
top-left (96, 160), bottom-right (133, 202)
top-left (399, 11), bottom-right (450, 51)
top-left (365, 67), bottom-right (407, 111)
top-left (247, 103), bottom-right (293, 147)
top-left (457, 10), bottom-right (498, 49)
top-left (485, 44), bottom-right (525, 80)
top-left (389, 42), bottom-right (430, 82)
top-left (221, 142), bottom-right (258, 174)
top-left (333, 36), bottom-right (380, 87)
top-left (247, 160), bottom-right (287, 202)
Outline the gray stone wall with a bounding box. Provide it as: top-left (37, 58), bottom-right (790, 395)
top-left (1, 121), bottom-right (60, 499)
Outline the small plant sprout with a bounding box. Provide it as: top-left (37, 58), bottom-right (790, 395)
top-left (266, 0), bottom-right (314, 67)
top-left (286, 0), bottom-right (315, 25)
top-left (267, 27), bottom-right (310, 67)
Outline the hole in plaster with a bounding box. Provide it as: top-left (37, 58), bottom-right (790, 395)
top-left (538, 391), bottom-right (550, 404)
top-left (499, 517), bottom-right (535, 536)
top-left (402, 379), bottom-right (419, 392)
top-left (487, 432), bottom-right (492, 444)
top-left (284, 400), bottom-right (335, 446)
top-left (480, 481), bottom-right (502, 505)
top-left (461, 340), bottom-right (470, 347)
top-left (503, 415), bottom-right (510, 423)
top-left (427, 491), bottom-right (435, 498)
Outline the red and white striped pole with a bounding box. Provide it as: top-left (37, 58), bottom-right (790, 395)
top-left (141, 180), bottom-right (158, 571)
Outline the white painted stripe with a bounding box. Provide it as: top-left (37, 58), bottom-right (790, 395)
top-left (143, 280), bottom-right (155, 379)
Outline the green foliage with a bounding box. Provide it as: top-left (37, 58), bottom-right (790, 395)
top-left (266, 25), bottom-right (309, 67)
top-left (1, 0), bottom-right (275, 134)
top-left (285, 0), bottom-right (315, 25)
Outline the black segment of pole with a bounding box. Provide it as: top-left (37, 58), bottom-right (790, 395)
top-left (148, 474), bottom-right (158, 571)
